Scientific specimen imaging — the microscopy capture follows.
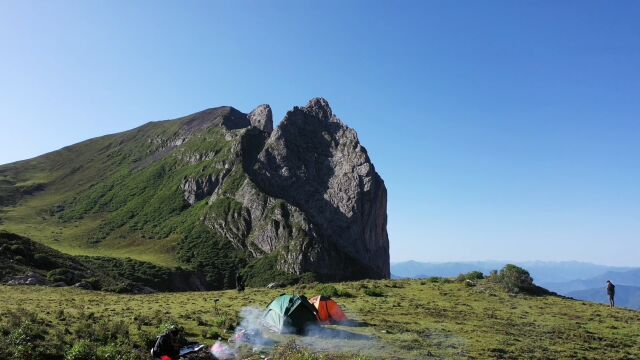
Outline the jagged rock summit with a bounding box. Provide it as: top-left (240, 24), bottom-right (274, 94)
top-left (250, 98), bottom-right (390, 279)
top-left (248, 104), bottom-right (273, 133)
top-left (0, 97), bottom-right (389, 288)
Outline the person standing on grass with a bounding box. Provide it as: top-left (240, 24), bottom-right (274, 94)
top-left (606, 280), bottom-right (616, 308)
top-left (236, 269), bottom-right (245, 292)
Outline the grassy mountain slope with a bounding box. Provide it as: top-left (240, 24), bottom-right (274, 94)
top-left (1, 100), bottom-right (390, 288)
top-left (0, 108), bottom-right (304, 289)
top-left (0, 230), bottom-right (203, 292)
top-left (1, 280), bottom-right (639, 359)
top-left (0, 113), bottom-right (231, 263)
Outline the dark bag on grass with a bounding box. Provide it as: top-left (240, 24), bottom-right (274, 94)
top-left (151, 334), bottom-right (179, 359)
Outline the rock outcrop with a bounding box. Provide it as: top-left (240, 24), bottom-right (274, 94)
top-left (248, 104), bottom-right (274, 133)
top-left (173, 98), bottom-right (390, 281)
top-left (246, 98), bottom-right (390, 280)
top-left (180, 175), bottom-right (220, 205)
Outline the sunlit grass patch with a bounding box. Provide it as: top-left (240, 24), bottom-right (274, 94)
top-left (2, 279), bottom-right (639, 359)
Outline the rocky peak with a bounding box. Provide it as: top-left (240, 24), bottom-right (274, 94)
top-left (303, 97), bottom-right (333, 121)
top-left (133, 98), bottom-right (389, 281)
top-left (248, 104), bottom-right (273, 133)
top-left (248, 98), bottom-right (390, 280)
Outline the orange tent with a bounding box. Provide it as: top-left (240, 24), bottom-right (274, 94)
top-left (309, 295), bottom-right (348, 324)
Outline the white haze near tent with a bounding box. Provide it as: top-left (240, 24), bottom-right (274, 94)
top-left (233, 306), bottom-right (383, 356)
top-left (234, 307), bottom-right (281, 347)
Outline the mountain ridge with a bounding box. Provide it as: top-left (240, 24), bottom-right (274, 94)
top-left (391, 260), bottom-right (640, 309)
top-left (391, 260), bottom-right (636, 284)
top-left (544, 268), bottom-right (640, 293)
top-left (0, 98), bottom-right (390, 289)
top-left (567, 285), bottom-right (640, 310)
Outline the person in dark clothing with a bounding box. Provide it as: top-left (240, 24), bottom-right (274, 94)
top-left (606, 280), bottom-right (615, 308)
top-left (236, 270), bottom-right (245, 292)
top-left (151, 326), bottom-right (181, 360)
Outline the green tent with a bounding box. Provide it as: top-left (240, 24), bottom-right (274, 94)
top-left (263, 295), bottom-right (318, 334)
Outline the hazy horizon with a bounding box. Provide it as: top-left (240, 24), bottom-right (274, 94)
top-left (1, 1), bottom-right (638, 266)
top-left (390, 258), bottom-right (637, 268)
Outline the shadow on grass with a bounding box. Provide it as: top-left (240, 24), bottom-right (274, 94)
top-left (306, 326), bottom-right (373, 341)
top-left (337, 319), bottom-right (370, 327)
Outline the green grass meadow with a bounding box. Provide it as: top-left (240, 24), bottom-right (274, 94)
top-left (3, 279), bottom-right (639, 359)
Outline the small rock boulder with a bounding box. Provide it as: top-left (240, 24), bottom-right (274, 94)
top-left (7, 273), bottom-right (46, 286)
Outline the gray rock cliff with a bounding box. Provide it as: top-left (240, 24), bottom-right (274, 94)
top-left (155, 99), bottom-right (390, 281)
top-left (245, 98), bottom-right (390, 280)
top-left (186, 98), bottom-right (390, 280)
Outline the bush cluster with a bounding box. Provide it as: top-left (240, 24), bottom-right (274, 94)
top-left (425, 277), bottom-right (453, 284)
top-left (455, 271), bottom-right (484, 283)
top-left (316, 284), bottom-right (339, 297)
top-left (490, 264), bottom-right (535, 294)
top-left (363, 287), bottom-right (384, 297)
top-left (176, 223), bottom-right (244, 290)
top-left (241, 253), bottom-right (311, 288)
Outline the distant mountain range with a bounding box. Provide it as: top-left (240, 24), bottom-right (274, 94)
top-left (543, 268), bottom-right (640, 293)
top-left (391, 260), bottom-right (640, 310)
top-left (545, 268), bottom-right (640, 310)
top-left (391, 260), bottom-right (633, 284)
top-left (567, 285), bottom-right (640, 310)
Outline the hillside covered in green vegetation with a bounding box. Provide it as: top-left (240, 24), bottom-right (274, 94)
top-left (1, 279), bottom-right (639, 359)
top-left (0, 107), bottom-right (272, 290)
top-left (0, 99), bottom-right (390, 290)
top-left (0, 230), bottom-right (206, 292)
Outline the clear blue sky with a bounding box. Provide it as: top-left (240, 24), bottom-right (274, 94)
top-left (1, 1), bottom-right (639, 266)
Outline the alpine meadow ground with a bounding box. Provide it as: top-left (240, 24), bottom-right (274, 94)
top-left (2, 279), bottom-right (639, 359)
